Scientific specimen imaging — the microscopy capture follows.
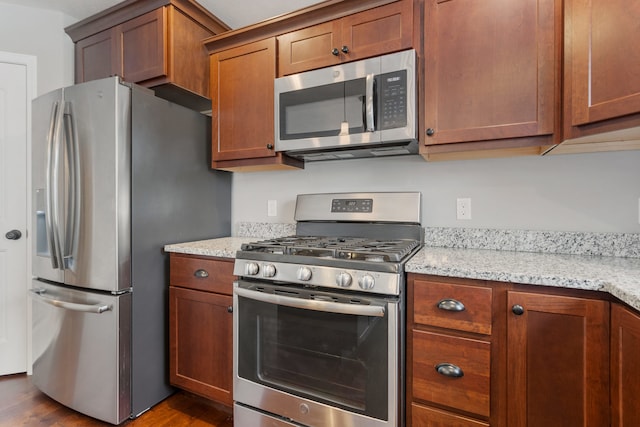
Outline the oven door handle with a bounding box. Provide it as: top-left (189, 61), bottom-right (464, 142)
top-left (235, 287), bottom-right (386, 317)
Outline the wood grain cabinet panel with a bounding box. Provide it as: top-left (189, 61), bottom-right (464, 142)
top-left (407, 275), bottom-right (502, 426)
top-left (169, 254), bottom-right (234, 407)
top-left (278, 0), bottom-right (412, 76)
top-left (411, 404), bottom-right (489, 427)
top-left (421, 0), bottom-right (560, 160)
top-left (506, 291), bottom-right (609, 427)
top-left (611, 303), bottom-right (640, 427)
top-left (67, 1), bottom-right (228, 109)
top-left (560, 0), bottom-right (640, 149)
top-left (210, 38), bottom-right (277, 163)
top-left (413, 279), bottom-right (492, 335)
top-left (119, 8), bottom-right (167, 83)
top-left (75, 29), bottom-right (117, 82)
top-left (169, 253), bottom-right (234, 295)
top-left (412, 330), bottom-right (491, 418)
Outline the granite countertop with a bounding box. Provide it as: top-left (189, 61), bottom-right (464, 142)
top-left (406, 246), bottom-right (640, 311)
top-left (164, 224), bottom-right (640, 312)
top-left (165, 237), bottom-right (254, 259)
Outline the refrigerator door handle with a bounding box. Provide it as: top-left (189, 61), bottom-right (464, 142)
top-left (30, 288), bottom-right (112, 314)
top-left (63, 102), bottom-right (81, 271)
top-left (45, 101), bottom-right (64, 270)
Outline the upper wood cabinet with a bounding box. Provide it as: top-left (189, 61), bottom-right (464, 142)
top-left (277, 0), bottom-right (413, 76)
top-left (66, 0), bottom-right (229, 112)
top-left (420, 0), bottom-right (561, 161)
top-left (506, 290), bottom-right (609, 427)
top-left (209, 38), bottom-right (302, 172)
top-left (552, 0), bottom-right (640, 154)
top-left (203, 0), bottom-right (406, 171)
top-left (611, 303), bottom-right (640, 427)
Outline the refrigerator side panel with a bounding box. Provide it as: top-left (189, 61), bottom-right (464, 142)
top-left (32, 89), bottom-right (65, 284)
top-left (30, 280), bottom-right (131, 424)
top-left (129, 86), bottom-right (231, 415)
top-left (60, 77), bottom-right (131, 292)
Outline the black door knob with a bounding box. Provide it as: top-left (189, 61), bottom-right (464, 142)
top-left (5, 229), bottom-right (22, 240)
top-left (512, 304), bottom-right (525, 315)
top-left (426, 128), bottom-right (435, 136)
top-left (331, 48), bottom-right (340, 56)
top-left (266, 143), bottom-right (274, 150)
top-left (341, 45), bottom-right (349, 53)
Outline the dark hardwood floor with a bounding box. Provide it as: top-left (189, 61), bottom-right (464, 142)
top-left (0, 374), bottom-right (233, 427)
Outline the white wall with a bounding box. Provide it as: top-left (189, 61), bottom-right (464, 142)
top-left (0, 2), bottom-right (74, 96)
top-left (232, 150), bottom-right (640, 233)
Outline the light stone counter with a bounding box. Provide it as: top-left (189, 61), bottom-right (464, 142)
top-left (164, 237), bottom-right (254, 259)
top-left (406, 246), bottom-right (640, 311)
top-left (163, 224), bottom-right (640, 312)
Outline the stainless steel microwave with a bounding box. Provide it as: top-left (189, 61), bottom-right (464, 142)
top-left (275, 49), bottom-right (416, 162)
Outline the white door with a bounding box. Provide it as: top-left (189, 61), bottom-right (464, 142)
top-left (0, 52), bottom-right (36, 375)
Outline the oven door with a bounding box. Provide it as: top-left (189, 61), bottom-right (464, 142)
top-left (233, 280), bottom-right (401, 427)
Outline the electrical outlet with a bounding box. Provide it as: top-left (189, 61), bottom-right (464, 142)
top-left (267, 200), bottom-right (277, 217)
top-left (457, 198), bottom-right (472, 220)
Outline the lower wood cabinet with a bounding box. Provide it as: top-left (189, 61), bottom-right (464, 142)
top-left (407, 275), bottom-right (504, 426)
top-left (169, 254), bottom-right (234, 406)
top-left (506, 290), bottom-right (610, 427)
top-left (411, 404), bottom-right (489, 427)
top-left (408, 274), bottom-right (616, 427)
top-left (611, 303), bottom-right (640, 426)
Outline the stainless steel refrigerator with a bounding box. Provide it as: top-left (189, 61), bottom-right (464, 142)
top-left (29, 77), bottom-right (231, 424)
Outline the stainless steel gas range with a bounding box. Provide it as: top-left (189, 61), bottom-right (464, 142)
top-left (232, 192), bottom-right (423, 427)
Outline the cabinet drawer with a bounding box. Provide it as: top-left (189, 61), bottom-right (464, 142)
top-left (412, 403), bottom-right (489, 427)
top-left (169, 254), bottom-right (234, 295)
top-left (413, 279), bottom-right (492, 334)
top-left (412, 330), bottom-right (491, 417)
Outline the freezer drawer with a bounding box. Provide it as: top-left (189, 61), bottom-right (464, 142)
top-left (30, 280), bottom-right (131, 424)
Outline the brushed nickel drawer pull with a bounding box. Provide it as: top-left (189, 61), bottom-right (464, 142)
top-left (194, 269), bottom-right (209, 278)
top-left (437, 298), bottom-right (465, 312)
top-left (435, 363), bottom-right (464, 378)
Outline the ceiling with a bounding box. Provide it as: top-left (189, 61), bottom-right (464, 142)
top-left (0, 0), bottom-right (323, 29)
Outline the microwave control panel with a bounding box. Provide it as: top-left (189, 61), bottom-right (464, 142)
top-left (377, 70), bottom-right (407, 130)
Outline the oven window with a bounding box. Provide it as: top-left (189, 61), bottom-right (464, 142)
top-left (279, 79), bottom-right (366, 140)
top-left (237, 293), bottom-right (389, 421)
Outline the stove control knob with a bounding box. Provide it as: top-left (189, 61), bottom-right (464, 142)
top-left (336, 272), bottom-right (353, 288)
top-left (245, 262), bottom-right (259, 276)
top-left (297, 266), bottom-right (312, 281)
top-left (358, 274), bottom-right (375, 290)
top-left (262, 264), bottom-right (276, 278)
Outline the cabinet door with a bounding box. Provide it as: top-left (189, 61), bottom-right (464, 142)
top-left (278, 1), bottom-right (413, 76)
top-left (211, 38), bottom-right (276, 162)
top-left (277, 20), bottom-right (342, 76)
top-left (611, 303), bottom-right (640, 427)
top-left (564, 0), bottom-right (640, 135)
top-left (423, 0), bottom-right (558, 146)
top-left (507, 291), bottom-right (609, 427)
top-left (169, 286), bottom-right (233, 406)
top-left (75, 28), bottom-right (117, 83)
top-left (340, 0), bottom-right (412, 62)
top-left (119, 8), bottom-right (167, 83)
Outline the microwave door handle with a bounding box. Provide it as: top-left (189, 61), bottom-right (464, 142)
top-left (235, 286), bottom-right (385, 317)
top-left (365, 74), bottom-right (375, 132)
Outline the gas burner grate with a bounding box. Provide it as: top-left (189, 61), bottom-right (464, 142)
top-left (241, 236), bottom-right (420, 263)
